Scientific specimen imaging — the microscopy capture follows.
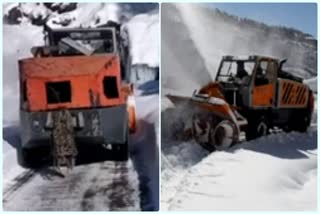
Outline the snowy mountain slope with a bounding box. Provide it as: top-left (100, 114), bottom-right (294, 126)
top-left (162, 3), bottom-right (317, 92)
top-left (177, 4), bottom-right (317, 79)
top-left (4, 3), bottom-right (158, 26)
top-left (3, 3), bottom-right (159, 211)
top-left (161, 3), bottom-right (317, 211)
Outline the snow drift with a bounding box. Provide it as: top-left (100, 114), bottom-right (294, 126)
top-left (163, 129), bottom-right (317, 211)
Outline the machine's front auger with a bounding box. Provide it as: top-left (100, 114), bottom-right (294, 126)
top-left (190, 102), bottom-right (239, 151)
top-left (166, 92), bottom-right (242, 151)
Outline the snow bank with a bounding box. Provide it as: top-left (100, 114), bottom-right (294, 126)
top-left (126, 12), bottom-right (159, 67)
top-left (47, 3), bottom-right (120, 28)
top-left (165, 130), bottom-right (317, 211)
top-left (304, 76), bottom-right (317, 92)
top-left (3, 25), bottom-right (43, 125)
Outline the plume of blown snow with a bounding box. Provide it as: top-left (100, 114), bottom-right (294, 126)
top-left (174, 3), bottom-right (316, 79)
top-left (161, 4), bottom-right (212, 97)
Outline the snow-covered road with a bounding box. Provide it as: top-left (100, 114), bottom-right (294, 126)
top-left (3, 159), bottom-right (139, 211)
top-left (3, 94), bottom-right (159, 211)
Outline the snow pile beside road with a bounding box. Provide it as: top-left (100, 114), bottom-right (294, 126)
top-left (304, 77), bottom-right (317, 93)
top-left (46, 3), bottom-right (121, 28)
top-left (3, 25), bottom-right (43, 125)
top-left (126, 12), bottom-right (159, 67)
top-left (164, 129), bottom-right (317, 211)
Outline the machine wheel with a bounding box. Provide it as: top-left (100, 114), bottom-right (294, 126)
top-left (246, 116), bottom-right (269, 141)
top-left (114, 142), bottom-right (129, 161)
top-left (286, 110), bottom-right (311, 133)
top-left (17, 147), bottom-right (39, 168)
top-left (113, 131), bottom-right (129, 161)
top-left (209, 120), bottom-right (237, 150)
top-left (294, 111), bottom-right (311, 132)
top-left (17, 147), bottom-right (30, 168)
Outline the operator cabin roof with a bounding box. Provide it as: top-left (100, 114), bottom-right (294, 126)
top-left (19, 54), bottom-right (119, 78)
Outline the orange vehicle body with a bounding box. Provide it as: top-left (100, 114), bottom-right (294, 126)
top-left (166, 55), bottom-right (314, 151)
top-left (20, 55), bottom-right (126, 111)
top-left (19, 55), bottom-right (136, 132)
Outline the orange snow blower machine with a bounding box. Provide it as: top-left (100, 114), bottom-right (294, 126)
top-left (18, 23), bottom-right (136, 168)
top-left (167, 55), bottom-right (314, 151)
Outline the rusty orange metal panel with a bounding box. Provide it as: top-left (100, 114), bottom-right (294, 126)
top-left (252, 84), bottom-right (274, 107)
top-left (195, 102), bottom-right (232, 120)
top-left (278, 79), bottom-right (308, 108)
top-left (199, 83), bottom-right (225, 100)
top-left (20, 54), bottom-right (126, 112)
top-left (19, 55), bottom-right (117, 78)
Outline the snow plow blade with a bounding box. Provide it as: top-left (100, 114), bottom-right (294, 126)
top-left (167, 94), bottom-right (192, 106)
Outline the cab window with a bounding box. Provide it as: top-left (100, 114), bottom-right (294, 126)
top-left (255, 60), bottom-right (277, 86)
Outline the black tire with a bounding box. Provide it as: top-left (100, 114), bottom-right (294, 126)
top-left (17, 147), bottom-right (38, 168)
top-left (295, 111), bottom-right (311, 132)
top-left (246, 116), bottom-right (269, 141)
top-left (17, 146), bottom-right (29, 168)
top-left (113, 130), bottom-right (129, 161)
top-left (286, 109), bottom-right (311, 133)
top-left (114, 141), bottom-right (129, 161)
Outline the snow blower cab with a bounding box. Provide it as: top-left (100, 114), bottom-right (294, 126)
top-left (167, 55), bottom-right (314, 151)
top-left (18, 24), bottom-right (136, 168)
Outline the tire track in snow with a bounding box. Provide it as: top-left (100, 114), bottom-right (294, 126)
top-left (80, 161), bottom-right (139, 211)
top-left (3, 161), bottom-right (140, 211)
top-left (108, 162), bottom-right (136, 210)
top-left (3, 170), bottom-right (36, 202)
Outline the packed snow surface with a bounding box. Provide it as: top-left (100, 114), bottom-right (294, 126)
top-left (162, 129), bottom-right (317, 211)
top-left (125, 12), bottom-right (159, 67)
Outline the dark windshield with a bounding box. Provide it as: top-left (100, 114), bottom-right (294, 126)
top-left (48, 29), bottom-right (115, 56)
top-left (217, 60), bottom-right (255, 83)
